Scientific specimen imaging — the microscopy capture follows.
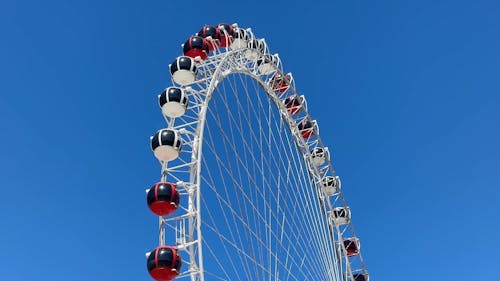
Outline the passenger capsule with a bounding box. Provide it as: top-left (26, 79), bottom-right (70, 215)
top-left (231, 27), bottom-right (248, 50)
top-left (158, 87), bottom-right (189, 118)
top-left (182, 36), bottom-right (209, 60)
top-left (353, 273), bottom-right (370, 281)
top-left (196, 25), bottom-right (220, 51)
top-left (147, 182), bottom-right (180, 216)
top-left (270, 72), bottom-right (291, 94)
top-left (150, 129), bottom-right (182, 162)
top-left (147, 246), bottom-right (182, 281)
top-left (245, 39), bottom-right (266, 60)
top-left (256, 55), bottom-right (277, 75)
top-left (283, 95), bottom-right (303, 114)
top-left (169, 56), bottom-right (197, 86)
top-left (311, 147), bottom-right (329, 166)
top-left (297, 119), bottom-right (316, 139)
top-left (320, 176), bottom-right (340, 196)
top-left (217, 23), bottom-right (234, 48)
top-left (330, 207), bottom-right (351, 225)
top-left (343, 237), bottom-right (360, 257)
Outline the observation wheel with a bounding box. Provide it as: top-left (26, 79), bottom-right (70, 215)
top-left (145, 23), bottom-right (369, 281)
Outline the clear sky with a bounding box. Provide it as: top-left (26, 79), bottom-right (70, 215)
top-left (1, 0), bottom-right (499, 280)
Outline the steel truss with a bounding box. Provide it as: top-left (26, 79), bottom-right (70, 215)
top-left (153, 24), bottom-right (368, 281)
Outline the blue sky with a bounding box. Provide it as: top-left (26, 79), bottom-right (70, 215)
top-left (1, 0), bottom-right (499, 280)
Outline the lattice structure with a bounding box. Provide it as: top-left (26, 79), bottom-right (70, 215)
top-left (145, 23), bottom-right (369, 281)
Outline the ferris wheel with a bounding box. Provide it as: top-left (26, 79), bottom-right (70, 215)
top-left (145, 23), bottom-right (369, 281)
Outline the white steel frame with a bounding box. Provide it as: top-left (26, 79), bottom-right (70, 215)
top-left (153, 24), bottom-right (368, 281)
